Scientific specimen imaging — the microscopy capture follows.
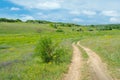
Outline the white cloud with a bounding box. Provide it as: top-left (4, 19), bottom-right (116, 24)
top-left (8, 0), bottom-right (120, 24)
top-left (10, 7), bottom-right (20, 11)
top-left (69, 10), bottom-right (81, 15)
top-left (69, 10), bottom-right (96, 16)
top-left (82, 10), bottom-right (96, 16)
top-left (9, 0), bottom-right (120, 11)
top-left (36, 13), bottom-right (49, 19)
top-left (101, 11), bottom-right (119, 17)
top-left (9, 0), bottom-right (61, 10)
top-left (38, 1), bottom-right (61, 10)
top-left (59, 0), bottom-right (120, 11)
top-left (20, 15), bottom-right (34, 21)
top-left (110, 17), bottom-right (120, 23)
top-left (72, 18), bottom-right (84, 22)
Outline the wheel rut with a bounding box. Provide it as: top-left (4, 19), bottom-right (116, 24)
top-left (63, 42), bottom-right (82, 80)
top-left (78, 42), bottom-right (113, 80)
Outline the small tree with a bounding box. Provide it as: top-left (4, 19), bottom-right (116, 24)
top-left (35, 37), bottom-right (68, 64)
top-left (35, 37), bottom-right (55, 63)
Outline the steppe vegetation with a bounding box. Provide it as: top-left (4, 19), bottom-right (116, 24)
top-left (0, 18), bottom-right (120, 80)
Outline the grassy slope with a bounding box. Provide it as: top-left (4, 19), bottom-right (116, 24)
top-left (0, 22), bottom-right (54, 34)
top-left (0, 22), bottom-right (119, 80)
top-left (0, 22), bottom-right (80, 80)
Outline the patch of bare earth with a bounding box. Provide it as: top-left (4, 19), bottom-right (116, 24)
top-left (78, 42), bottom-right (113, 80)
top-left (63, 43), bottom-right (82, 80)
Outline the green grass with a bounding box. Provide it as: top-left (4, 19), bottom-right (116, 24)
top-left (0, 34), bottom-right (73, 80)
top-left (0, 22), bottom-right (119, 80)
top-left (0, 22), bottom-right (54, 34)
top-left (0, 22), bottom-right (76, 80)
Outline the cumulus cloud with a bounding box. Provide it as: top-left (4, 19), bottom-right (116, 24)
top-left (69, 10), bottom-right (81, 15)
top-left (69, 10), bottom-right (96, 16)
top-left (39, 1), bottom-right (61, 10)
top-left (38, 13), bottom-right (68, 22)
top-left (9, 0), bottom-right (61, 10)
top-left (36, 12), bottom-right (49, 19)
top-left (58, 0), bottom-right (120, 11)
top-left (10, 7), bottom-right (20, 11)
top-left (82, 10), bottom-right (96, 16)
top-left (20, 15), bottom-right (34, 21)
top-left (8, 0), bottom-right (120, 24)
top-left (101, 11), bottom-right (119, 17)
top-left (110, 17), bottom-right (120, 23)
top-left (9, 0), bottom-right (120, 10)
top-left (72, 18), bottom-right (84, 22)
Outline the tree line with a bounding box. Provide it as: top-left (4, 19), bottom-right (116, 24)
top-left (0, 18), bottom-right (120, 30)
top-left (0, 18), bottom-right (22, 22)
top-left (91, 24), bottom-right (120, 30)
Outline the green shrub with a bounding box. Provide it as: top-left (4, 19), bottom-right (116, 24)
top-left (35, 37), bottom-right (67, 64)
top-left (88, 28), bottom-right (94, 31)
top-left (53, 47), bottom-right (66, 64)
top-left (76, 28), bottom-right (84, 32)
top-left (56, 29), bottom-right (64, 32)
top-left (50, 23), bottom-right (58, 29)
top-left (35, 37), bottom-right (55, 63)
top-left (0, 45), bottom-right (10, 49)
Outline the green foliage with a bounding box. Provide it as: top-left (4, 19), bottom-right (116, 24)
top-left (88, 28), bottom-right (94, 31)
top-left (56, 29), bottom-right (64, 32)
top-left (0, 45), bottom-right (10, 49)
top-left (96, 26), bottom-right (112, 31)
top-left (96, 24), bottom-right (120, 30)
top-left (76, 28), bottom-right (84, 32)
top-left (53, 47), bottom-right (67, 64)
top-left (35, 37), bottom-right (55, 63)
top-left (0, 21), bottom-right (120, 80)
top-left (90, 24), bottom-right (95, 27)
top-left (0, 18), bottom-right (22, 22)
top-left (26, 20), bottom-right (51, 24)
top-left (35, 37), bottom-right (68, 64)
top-left (51, 24), bottom-right (58, 29)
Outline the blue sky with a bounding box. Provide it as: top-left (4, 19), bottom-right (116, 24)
top-left (0, 0), bottom-right (120, 24)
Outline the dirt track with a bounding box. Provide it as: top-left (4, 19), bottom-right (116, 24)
top-left (78, 42), bottom-right (113, 80)
top-left (63, 42), bottom-right (113, 80)
top-left (63, 43), bottom-right (82, 80)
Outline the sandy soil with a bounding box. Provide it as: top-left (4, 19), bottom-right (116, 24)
top-left (63, 43), bottom-right (82, 80)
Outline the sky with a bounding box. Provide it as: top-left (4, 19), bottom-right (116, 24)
top-left (0, 0), bottom-right (120, 24)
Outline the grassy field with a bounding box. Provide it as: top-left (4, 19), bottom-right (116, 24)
top-left (0, 22), bottom-right (120, 80)
top-left (0, 22), bottom-right (80, 80)
top-left (80, 30), bottom-right (120, 79)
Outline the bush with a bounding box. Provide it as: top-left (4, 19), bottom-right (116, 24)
top-left (56, 29), bottom-right (64, 32)
top-left (76, 28), bottom-right (83, 32)
top-left (50, 23), bottom-right (58, 29)
top-left (53, 47), bottom-right (66, 64)
top-left (35, 37), bottom-right (67, 64)
top-left (35, 37), bottom-right (55, 63)
top-left (88, 29), bottom-right (94, 31)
